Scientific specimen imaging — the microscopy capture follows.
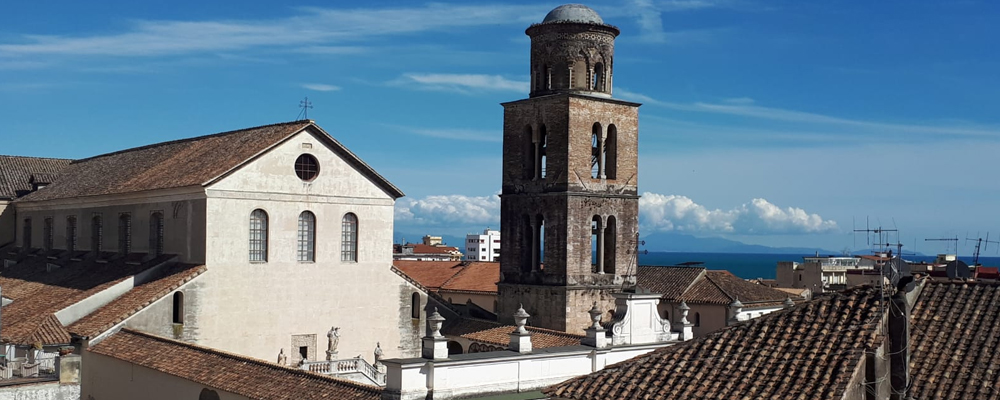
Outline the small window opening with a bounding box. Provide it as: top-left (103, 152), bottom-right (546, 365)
top-left (299, 346), bottom-right (309, 360)
top-left (172, 292), bottom-right (184, 324)
top-left (295, 154), bottom-right (320, 181)
top-left (411, 292), bottom-right (421, 319)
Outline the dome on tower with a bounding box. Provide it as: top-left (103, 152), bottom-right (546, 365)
top-left (541, 4), bottom-right (604, 24)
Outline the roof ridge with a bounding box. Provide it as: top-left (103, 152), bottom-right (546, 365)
top-left (112, 328), bottom-right (381, 393)
top-left (703, 271), bottom-right (736, 302)
top-left (0, 155), bottom-right (74, 161)
top-left (72, 120), bottom-right (313, 164)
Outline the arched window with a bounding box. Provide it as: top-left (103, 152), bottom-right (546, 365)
top-left (43, 218), bottom-right (53, 251)
top-left (118, 213), bottom-right (132, 254)
top-left (22, 218), bottom-right (31, 249)
top-left (149, 212), bottom-right (164, 257)
top-left (694, 312), bottom-right (701, 327)
top-left (539, 125), bottom-right (547, 178)
top-left (593, 62), bottom-right (605, 91)
top-left (172, 291), bottom-right (184, 324)
top-left (524, 125), bottom-right (535, 179)
top-left (297, 211), bottom-right (316, 262)
top-left (605, 124), bottom-right (617, 179)
top-left (249, 209), bottom-right (268, 262)
top-left (66, 216), bottom-right (77, 252)
top-left (199, 388), bottom-right (220, 400)
top-left (535, 214), bottom-right (545, 269)
top-left (91, 215), bottom-right (102, 252)
top-left (664, 309), bottom-right (670, 321)
top-left (591, 123), bottom-right (602, 178)
top-left (591, 216), bottom-right (602, 273)
top-left (447, 341), bottom-right (463, 355)
top-left (341, 213), bottom-right (358, 262)
top-left (521, 215), bottom-right (532, 274)
top-left (604, 215), bottom-right (617, 274)
top-left (411, 293), bottom-right (421, 319)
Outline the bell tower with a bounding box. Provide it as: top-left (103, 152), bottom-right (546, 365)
top-left (498, 4), bottom-right (640, 333)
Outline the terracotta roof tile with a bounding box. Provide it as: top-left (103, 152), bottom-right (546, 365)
top-left (636, 266), bottom-right (704, 299)
top-left (16, 120), bottom-right (403, 203)
top-left (440, 262), bottom-right (498, 294)
top-left (0, 155), bottom-right (71, 200)
top-left (392, 261), bottom-right (464, 290)
top-left (908, 280), bottom-right (1000, 399)
top-left (545, 285), bottom-right (885, 400)
top-left (68, 264), bottom-right (206, 338)
top-left (443, 318), bottom-right (584, 349)
top-left (0, 245), bottom-right (175, 345)
top-left (89, 329), bottom-right (381, 400)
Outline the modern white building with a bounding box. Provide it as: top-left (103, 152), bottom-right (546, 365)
top-left (464, 228), bottom-right (500, 262)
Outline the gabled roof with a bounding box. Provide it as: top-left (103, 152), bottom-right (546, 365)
top-left (392, 261), bottom-right (464, 291)
top-left (15, 120), bottom-right (403, 203)
top-left (68, 264), bottom-right (206, 338)
top-left (89, 329), bottom-right (381, 400)
top-left (440, 262), bottom-right (499, 294)
top-left (638, 266), bottom-right (799, 306)
top-left (0, 155), bottom-right (72, 200)
top-left (908, 280), bottom-right (1000, 399)
top-left (545, 285), bottom-right (886, 400)
top-left (0, 244), bottom-right (178, 345)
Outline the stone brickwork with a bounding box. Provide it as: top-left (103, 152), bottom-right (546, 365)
top-left (498, 15), bottom-right (641, 334)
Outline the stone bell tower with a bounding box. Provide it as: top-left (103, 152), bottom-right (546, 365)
top-left (497, 4), bottom-right (640, 334)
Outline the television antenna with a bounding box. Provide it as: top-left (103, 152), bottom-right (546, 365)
top-left (621, 232), bottom-right (647, 292)
top-left (853, 216), bottom-right (898, 255)
top-left (966, 232), bottom-right (999, 266)
top-left (924, 236), bottom-right (959, 254)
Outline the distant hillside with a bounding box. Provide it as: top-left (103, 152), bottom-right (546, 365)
top-left (641, 232), bottom-right (839, 255)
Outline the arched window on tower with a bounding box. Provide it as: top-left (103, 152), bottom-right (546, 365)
top-left (521, 214), bottom-right (533, 274)
top-left (66, 216), bottom-right (77, 252)
top-left (537, 124), bottom-right (548, 179)
top-left (605, 124), bottom-right (618, 179)
top-left (604, 215), bottom-right (617, 274)
top-left (297, 211), bottom-right (316, 262)
top-left (249, 209), bottom-right (268, 262)
top-left (593, 62), bottom-right (605, 91)
top-left (591, 216), bottom-right (603, 273)
top-left (545, 65), bottom-right (552, 90)
top-left (411, 292), bottom-right (421, 319)
top-left (91, 215), bottom-right (102, 252)
top-left (118, 213), bottom-right (132, 255)
top-left (591, 122), bottom-right (603, 178)
top-left (524, 125), bottom-right (535, 179)
top-left (149, 212), bottom-right (164, 257)
top-left (536, 214), bottom-right (545, 270)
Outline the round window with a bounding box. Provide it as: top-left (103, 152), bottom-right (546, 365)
top-left (295, 154), bottom-right (320, 181)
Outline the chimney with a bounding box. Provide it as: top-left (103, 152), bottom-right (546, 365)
top-left (888, 271), bottom-right (915, 400)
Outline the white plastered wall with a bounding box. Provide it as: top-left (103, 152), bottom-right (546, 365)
top-left (199, 128), bottom-right (406, 364)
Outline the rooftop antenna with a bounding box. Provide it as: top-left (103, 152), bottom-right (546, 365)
top-left (853, 216), bottom-right (897, 255)
top-left (297, 97), bottom-right (314, 120)
top-left (925, 236), bottom-right (959, 255)
top-left (620, 232), bottom-right (647, 292)
top-left (965, 232), bottom-right (999, 266)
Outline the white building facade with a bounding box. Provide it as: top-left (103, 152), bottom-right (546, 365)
top-left (464, 228), bottom-right (500, 262)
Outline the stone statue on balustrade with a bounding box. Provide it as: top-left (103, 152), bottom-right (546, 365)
top-left (326, 326), bottom-right (340, 361)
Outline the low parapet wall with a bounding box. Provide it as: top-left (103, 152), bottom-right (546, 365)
top-left (381, 343), bottom-right (670, 400)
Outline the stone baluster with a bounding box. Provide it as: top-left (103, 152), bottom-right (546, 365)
top-left (582, 302), bottom-right (608, 348)
top-left (677, 301), bottom-right (693, 341)
top-left (422, 308), bottom-right (449, 360)
top-left (728, 298), bottom-right (744, 326)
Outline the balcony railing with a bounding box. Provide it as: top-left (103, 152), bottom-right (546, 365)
top-left (300, 357), bottom-right (386, 386)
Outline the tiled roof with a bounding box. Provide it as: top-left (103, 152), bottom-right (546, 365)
top-left (405, 244), bottom-right (460, 254)
top-left (0, 244), bottom-right (175, 345)
top-left (89, 329), bottom-right (381, 400)
top-left (16, 120), bottom-right (403, 203)
top-left (545, 285), bottom-right (885, 400)
top-left (636, 266), bottom-right (704, 299)
top-left (638, 267), bottom-right (799, 306)
top-left (443, 318), bottom-right (584, 349)
top-left (0, 155), bottom-right (71, 200)
top-left (392, 261), bottom-right (464, 290)
top-left (440, 262), bottom-right (498, 294)
top-left (908, 280), bottom-right (1000, 399)
top-left (68, 264), bottom-right (206, 338)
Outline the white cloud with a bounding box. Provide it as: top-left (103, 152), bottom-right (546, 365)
top-left (0, 4), bottom-right (549, 58)
top-left (301, 83), bottom-right (341, 92)
top-left (395, 73), bottom-right (528, 93)
top-left (395, 194), bottom-right (500, 226)
top-left (639, 193), bottom-right (838, 234)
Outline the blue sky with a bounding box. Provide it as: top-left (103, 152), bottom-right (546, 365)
top-left (2, 1), bottom-right (999, 255)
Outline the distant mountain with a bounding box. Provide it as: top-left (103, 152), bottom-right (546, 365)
top-left (641, 232), bottom-right (839, 255)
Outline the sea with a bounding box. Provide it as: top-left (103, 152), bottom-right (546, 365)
top-left (638, 252), bottom-right (1000, 280)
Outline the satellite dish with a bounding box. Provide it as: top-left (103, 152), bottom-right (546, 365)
top-left (946, 260), bottom-right (971, 280)
top-left (886, 258), bottom-right (914, 292)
